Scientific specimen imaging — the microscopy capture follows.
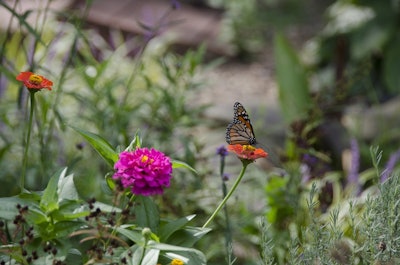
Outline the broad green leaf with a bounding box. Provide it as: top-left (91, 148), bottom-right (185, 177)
top-left (134, 248), bottom-right (159, 265)
top-left (53, 202), bottom-right (89, 221)
top-left (130, 245), bottom-right (145, 265)
top-left (172, 160), bottom-right (197, 174)
top-left (116, 226), bottom-right (142, 243)
top-left (40, 168), bottom-right (65, 213)
top-left (52, 209), bottom-right (89, 221)
top-left (0, 197), bottom-right (26, 220)
top-left (149, 242), bottom-right (207, 265)
top-left (25, 207), bottom-right (48, 224)
top-left (135, 196), bottom-right (159, 233)
top-left (0, 194), bottom-right (46, 223)
top-left (165, 226), bottom-right (211, 248)
top-left (69, 125), bottom-right (118, 167)
top-left (159, 215), bottom-right (195, 241)
top-left (64, 248), bottom-right (83, 265)
top-left (18, 192), bottom-right (42, 203)
top-left (54, 221), bottom-right (87, 238)
top-left (58, 171), bottom-right (79, 202)
top-left (92, 201), bottom-right (122, 213)
top-left (274, 33), bottom-right (312, 124)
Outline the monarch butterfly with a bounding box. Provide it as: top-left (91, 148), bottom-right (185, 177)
top-left (225, 102), bottom-right (257, 145)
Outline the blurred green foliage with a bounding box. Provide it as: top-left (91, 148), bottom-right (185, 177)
top-left (211, 0), bottom-right (400, 263)
top-left (0, 2), bottom-right (206, 199)
top-left (304, 0), bottom-right (400, 102)
top-left (209, 0), bottom-right (314, 58)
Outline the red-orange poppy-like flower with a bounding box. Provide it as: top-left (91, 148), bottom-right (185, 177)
top-left (227, 144), bottom-right (268, 161)
top-left (16, 71), bottom-right (53, 91)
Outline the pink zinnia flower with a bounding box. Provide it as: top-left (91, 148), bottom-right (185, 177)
top-left (113, 148), bottom-right (173, 196)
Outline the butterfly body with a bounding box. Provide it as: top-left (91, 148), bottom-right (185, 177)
top-left (226, 102), bottom-right (257, 145)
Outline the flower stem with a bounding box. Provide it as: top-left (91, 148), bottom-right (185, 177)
top-left (219, 154), bottom-right (233, 259)
top-left (202, 162), bottom-right (249, 228)
top-left (21, 91), bottom-right (36, 192)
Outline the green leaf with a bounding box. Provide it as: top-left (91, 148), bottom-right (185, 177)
top-left (105, 173), bottom-right (116, 191)
top-left (53, 201), bottom-right (89, 221)
top-left (165, 226), bottom-right (211, 248)
top-left (116, 226), bottom-right (142, 243)
top-left (0, 197), bottom-right (26, 220)
top-left (0, 195), bottom-right (48, 224)
top-left (135, 248), bottom-right (160, 265)
top-left (64, 248), bottom-right (83, 265)
top-left (274, 33), bottom-right (312, 124)
top-left (58, 170), bottom-right (79, 202)
top-left (18, 192), bottom-right (42, 203)
top-left (92, 201), bottom-right (122, 213)
top-left (135, 196), bottom-right (160, 233)
top-left (69, 125), bottom-right (118, 167)
top-left (40, 168), bottom-right (65, 213)
top-left (54, 221), bottom-right (87, 238)
top-left (172, 160), bottom-right (197, 174)
top-left (25, 207), bottom-right (48, 224)
top-left (383, 34), bottom-right (400, 94)
top-left (265, 176), bottom-right (291, 223)
top-left (130, 245), bottom-right (145, 265)
top-left (126, 133), bottom-right (142, 150)
top-left (149, 242), bottom-right (207, 265)
top-left (159, 215), bottom-right (195, 242)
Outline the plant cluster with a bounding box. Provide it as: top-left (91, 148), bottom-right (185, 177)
top-left (1, 1), bottom-right (400, 265)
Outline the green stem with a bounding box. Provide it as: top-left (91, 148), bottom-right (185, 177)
top-left (219, 155), bottom-right (233, 259)
top-left (139, 227), bottom-right (151, 265)
top-left (202, 162), bottom-right (249, 228)
top-left (222, 179), bottom-right (233, 259)
top-left (21, 91), bottom-right (36, 192)
top-left (106, 193), bottom-right (136, 247)
top-left (139, 239), bottom-right (147, 265)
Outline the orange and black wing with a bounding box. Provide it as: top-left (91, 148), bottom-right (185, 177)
top-left (225, 102), bottom-right (256, 145)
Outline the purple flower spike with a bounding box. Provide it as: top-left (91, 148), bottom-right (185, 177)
top-left (216, 145), bottom-right (228, 157)
top-left (347, 139), bottom-right (360, 185)
top-left (381, 148), bottom-right (400, 182)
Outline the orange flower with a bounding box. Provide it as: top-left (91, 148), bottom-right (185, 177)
top-left (16, 71), bottom-right (53, 91)
top-left (227, 144), bottom-right (268, 161)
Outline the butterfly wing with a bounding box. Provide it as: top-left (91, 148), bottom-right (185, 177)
top-left (225, 102), bottom-right (257, 145)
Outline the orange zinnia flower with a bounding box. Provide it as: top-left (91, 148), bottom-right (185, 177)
top-left (227, 144), bottom-right (268, 161)
top-left (16, 71), bottom-right (53, 91)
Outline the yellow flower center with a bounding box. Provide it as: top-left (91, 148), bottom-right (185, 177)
top-left (242, 145), bottom-right (256, 151)
top-left (171, 259), bottom-right (184, 265)
top-left (141, 155), bottom-right (154, 164)
top-left (29, 74), bottom-right (43, 85)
